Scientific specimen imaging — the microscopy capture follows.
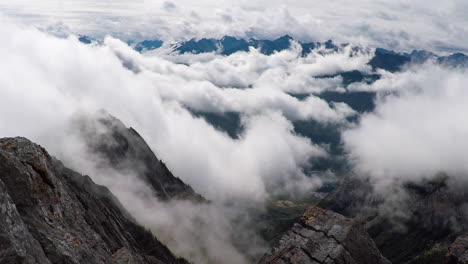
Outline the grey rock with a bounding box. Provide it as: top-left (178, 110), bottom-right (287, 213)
top-left (0, 137), bottom-right (189, 264)
top-left (258, 206), bottom-right (390, 264)
top-left (446, 236), bottom-right (468, 264)
top-left (320, 175), bottom-right (468, 263)
top-left (73, 112), bottom-right (204, 201)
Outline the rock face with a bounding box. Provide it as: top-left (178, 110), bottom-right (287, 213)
top-left (0, 137), bottom-right (189, 264)
top-left (320, 175), bottom-right (468, 264)
top-left (258, 206), bottom-right (390, 264)
top-left (446, 236), bottom-right (468, 264)
top-left (74, 112), bottom-right (203, 201)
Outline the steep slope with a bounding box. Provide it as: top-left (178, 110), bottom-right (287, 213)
top-left (74, 113), bottom-right (204, 201)
top-left (0, 137), bottom-right (189, 264)
top-left (446, 236), bottom-right (468, 264)
top-left (320, 176), bottom-right (468, 263)
top-left (258, 206), bottom-right (390, 264)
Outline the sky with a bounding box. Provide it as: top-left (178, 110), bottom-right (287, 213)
top-left (1, 0), bottom-right (468, 52)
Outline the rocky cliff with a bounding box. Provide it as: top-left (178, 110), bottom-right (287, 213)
top-left (258, 206), bottom-right (390, 264)
top-left (320, 175), bottom-right (468, 264)
top-left (0, 137), bottom-right (189, 264)
top-left (446, 236), bottom-right (468, 264)
top-left (74, 112), bottom-right (203, 201)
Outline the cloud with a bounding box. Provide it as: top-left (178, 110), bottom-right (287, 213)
top-left (343, 63), bottom-right (468, 183)
top-left (59, 135), bottom-right (268, 263)
top-left (107, 39), bottom-right (366, 121)
top-left (0, 22), bottom-right (356, 201)
top-left (341, 64), bottom-right (468, 228)
top-left (1, 0), bottom-right (468, 52)
top-left (0, 23), bottom-right (354, 263)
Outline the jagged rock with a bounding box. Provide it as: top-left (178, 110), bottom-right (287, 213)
top-left (0, 137), bottom-right (189, 264)
top-left (73, 112), bottom-right (204, 201)
top-left (258, 206), bottom-right (390, 264)
top-left (446, 236), bottom-right (468, 264)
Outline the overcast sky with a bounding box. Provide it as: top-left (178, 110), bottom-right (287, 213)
top-left (1, 0), bottom-right (468, 52)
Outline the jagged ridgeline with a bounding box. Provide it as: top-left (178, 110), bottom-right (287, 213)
top-left (79, 35), bottom-right (468, 70)
top-left (0, 137), bottom-right (190, 264)
top-left (0, 113), bottom-right (207, 263)
top-left (72, 112), bottom-right (204, 201)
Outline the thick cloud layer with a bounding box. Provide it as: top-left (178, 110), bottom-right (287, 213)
top-left (0, 23), bottom-right (360, 263)
top-left (344, 64), bottom-right (468, 184)
top-left (0, 24), bottom-right (358, 201)
top-left (1, 0), bottom-right (468, 52)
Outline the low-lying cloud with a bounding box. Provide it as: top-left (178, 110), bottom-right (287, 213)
top-left (0, 24), bottom-right (351, 201)
top-left (344, 63), bottom-right (468, 184)
top-left (0, 23), bottom-right (359, 263)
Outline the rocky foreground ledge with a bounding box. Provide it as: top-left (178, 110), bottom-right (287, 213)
top-left (0, 137), bottom-right (188, 264)
top-left (446, 236), bottom-right (468, 264)
top-left (259, 206), bottom-right (391, 264)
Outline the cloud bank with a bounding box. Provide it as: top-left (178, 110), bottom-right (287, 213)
top-left (0, 23), bottom-right (355, 201)
top-left (344, 64), bottom-right (468, 185)
top-left (1, 0), bottom-right (468, 52)
top-left (0, 23), bottom-right (360, 263)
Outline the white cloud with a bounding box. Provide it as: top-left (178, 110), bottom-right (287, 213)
top-left (0, 23), bottom-right (349, 263)
top-left (106, 39), bottom-right (364, 121)
top-left (1, 0), bottom-right (467, 52)
top-left (343, 64), bottom-right (468, 183)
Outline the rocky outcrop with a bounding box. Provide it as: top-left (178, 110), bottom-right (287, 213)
top-left (258, 206), bottom-right (390, 264)
top-left (320, 175), bottom-right (468, 264)
top-left (446, 236), bottom-right (468, 264)
top-left (73, 112), bottom-right (204, 201)
top-left (0, 137), bottom-right (189, 264)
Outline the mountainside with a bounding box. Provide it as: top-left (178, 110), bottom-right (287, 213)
top-left (74, 113), bottom-right (204, 201)
top-left (319, 176), bottom-right (468, 264)
top-left (0, 137), bottom-right (189, 264)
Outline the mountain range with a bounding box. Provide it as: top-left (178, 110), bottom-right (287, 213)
top-left (78, 35), bottom-right (468, 70)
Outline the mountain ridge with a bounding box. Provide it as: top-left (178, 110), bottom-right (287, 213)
top-left (0, 136), bottom-right (190, 264)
